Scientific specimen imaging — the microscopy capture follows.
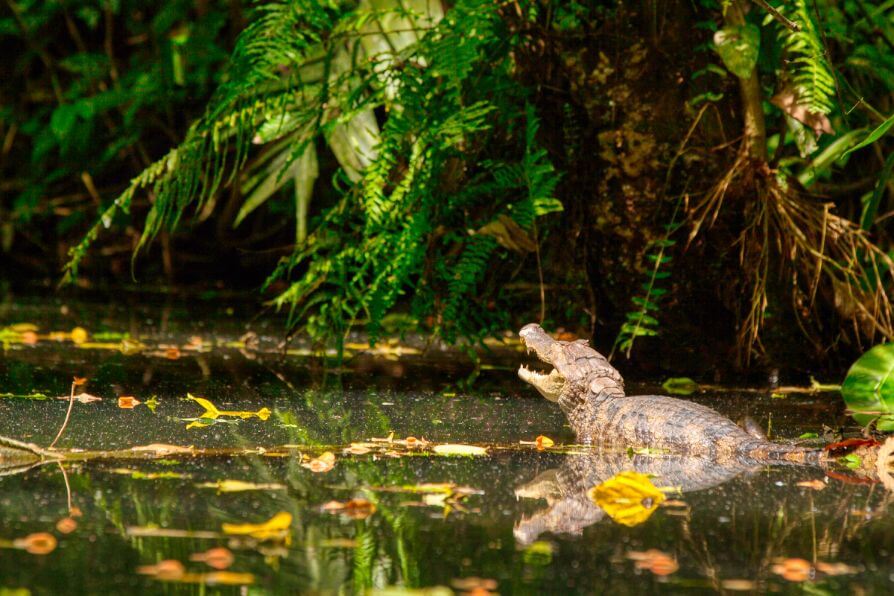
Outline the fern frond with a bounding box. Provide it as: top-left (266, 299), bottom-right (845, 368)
top-left (778, 0), bottom-right (836, 115)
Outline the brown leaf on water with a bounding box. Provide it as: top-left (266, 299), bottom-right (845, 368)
top-left (720, 579), bottom-right (756, 591)
top-left (164, 346), bottom-right (181, 360)
top-left (118, 396), bottom-right (141, 409)
top-left (55, 517), bottom-right (78, 534)
top-left (770, 85), bottom-right (834, 137)
top-left (322, 498), bottom-right (377, 520)
top-left (796, 479), bottom-right (826, 491)
top-left (771, 557), bottom-right (812, 582)
top-left (626, 549), bottom-right (679, 576)
top-left (451, 577), bottom-right (499, 595)
top-left (824, 437), bottom-right (880, 456)
top-left (302, 451), bottom-right (336, 473)
top-left (57, 392), bottom-right (102, 403)
top-left (815, 561), bottom-right (859, 576)
top-left (190, 547), bottom-right (234, 570)
top-left (344, 443), bottom-right (374, 455)
top-left (14, 532), bottom-right (57, 555)
top-left (137, 559), bottom-right (185, 581)
top-left (130, 443), bottom-right (195, 455)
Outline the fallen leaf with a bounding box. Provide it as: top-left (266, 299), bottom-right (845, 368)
top-left (322, 498), bottom-right (377, 520)
top-left (56, 517), bottom-right (77, 534)
top-left (344, 443), bottom-right (374, 455)
top-left (196, 480), bottom-right (287, 493)
top-left (14, 533), bottom-right (57, 555)
top-left (118, 396), bottom-right (141, 409)
top-left (589, 471), bottom-right (666, 527)
top-left (451, 577), bottom-right (499, 593)
top-left (57, 392), bottom-right (102, 403)
top-left (535, 435), bottom-right (554, 449)
top-left (815, 561), bottom-right (859, 576)
top-left (185, 394), bottom-right (271, 428)
top-left (302, 451), bottom-right (336, 473)
top-left (796, 479), bottom-right (826, 491)
top-left (222, 511), bottom-right (292, 541)
top-left (130, 444), bottom-right (194, 455)
top-left (720, 579), bottom-right (755, 591)
top-left (432, 444), bottom-right (488, 457)
top-left (119, 338), bottom-right (146, 355)
top-left (770, 557), bottom-right (812, 582)
top-left (190, 547), bottom-right (234, 570)
top-left (626, 549), bottom-right (679, 576)
top-left (190, 571), bottom-right (254, 585)
top-left (137, 559), bottom-right (185, 580)
top-left (824, 437), bottom-right (880, 456)
top-left (164, 347), bottom-right (181, 360)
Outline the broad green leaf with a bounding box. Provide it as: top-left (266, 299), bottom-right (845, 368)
top-left (714, 24), bottom-right (760, 79)
top-left (841, 343), bottom-right (894, 430)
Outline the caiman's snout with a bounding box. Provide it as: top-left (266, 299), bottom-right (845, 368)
top-left (518, 324), bottom-right (565, 402)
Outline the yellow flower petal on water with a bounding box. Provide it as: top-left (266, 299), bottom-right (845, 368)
top-left (588, 471), bottom-right (665, 527)
top-left (221, 511), bottom-right (292, 540)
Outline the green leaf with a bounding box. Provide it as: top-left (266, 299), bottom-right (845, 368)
top-left (843, 113), bottom-right (894, 157)
top-left (714, 24), bottom-right (760, 79)
top-left (841, 343), bottom-right (894, 429)
top-left (662, 377), bottom-right (698, 395)
top-left (50, 105), bottom-right (78, 142)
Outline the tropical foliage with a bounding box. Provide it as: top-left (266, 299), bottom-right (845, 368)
top-left (5, 0), bottom-right (894, 365)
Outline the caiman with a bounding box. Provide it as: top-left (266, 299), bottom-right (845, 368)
top-left (517, 323), bottom-right (824, 464)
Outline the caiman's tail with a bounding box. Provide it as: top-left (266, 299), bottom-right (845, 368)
top-left (735, 438), bottom-right (825, 465)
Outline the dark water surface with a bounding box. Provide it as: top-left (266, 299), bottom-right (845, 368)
top-left (1, 296), bottom-right (893, 594)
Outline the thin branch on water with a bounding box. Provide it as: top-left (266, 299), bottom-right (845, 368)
top-left (49, 377), bottom-right (79, 449)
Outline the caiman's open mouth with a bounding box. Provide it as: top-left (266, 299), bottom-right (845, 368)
top-left (518, 324), bottom-right (566, 402)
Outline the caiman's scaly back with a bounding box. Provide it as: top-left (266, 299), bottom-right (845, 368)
top-left (517, 323), bottom-right (823, 464)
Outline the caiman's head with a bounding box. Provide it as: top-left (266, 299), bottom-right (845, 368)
top-left (518, 323), bottom-right (624, 405)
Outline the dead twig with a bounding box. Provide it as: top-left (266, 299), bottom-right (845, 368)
top-left (49, 377), bottom-right (82, 449)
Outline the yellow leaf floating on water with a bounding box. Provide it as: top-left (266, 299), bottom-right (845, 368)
top-left (432, 444), bottom-right (488, 456)
top-left (185, 394), bottom-right (271, 429)
top-left (588, 471), bottom-right (665, 527)
top-left (196, 480), bottom-right (287, 493)
top-left (222, 511), bottom-right (292, 541)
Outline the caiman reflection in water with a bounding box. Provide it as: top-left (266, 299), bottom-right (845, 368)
top-left (514, 451), bottom-right (762, 544)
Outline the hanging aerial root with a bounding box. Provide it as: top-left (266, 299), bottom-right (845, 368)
top-left (688, 150), bottom-right (894, 362)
